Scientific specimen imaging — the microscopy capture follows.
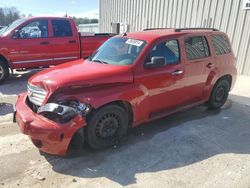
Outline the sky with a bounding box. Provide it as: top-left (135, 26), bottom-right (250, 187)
top-left (0, 0), bottom-right (99, 18)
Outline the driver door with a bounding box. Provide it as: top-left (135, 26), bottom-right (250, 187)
top-left (135, 39), bottom-right (188, 117)
top-left (8, 19), bottom-right (54, 69)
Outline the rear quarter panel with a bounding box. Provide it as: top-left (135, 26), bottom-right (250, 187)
top-left (205, 33), bottom-right (237, 99)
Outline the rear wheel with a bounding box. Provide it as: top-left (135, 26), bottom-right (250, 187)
top-left (207, 79), bottom-right (230, 109)
top-left (0, 60), bottom-right (9, 84)
top-left (86, 105), bottom-right (129, 149)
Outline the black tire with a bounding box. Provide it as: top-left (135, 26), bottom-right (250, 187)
top-left (0, 60), bottom-right (9, 84)
top-left (69, 128), bottom-right (84, 150)
top-left (86, 105), bottom-right (129, 150)
top-left (207, 79), bottom-right (230, 109)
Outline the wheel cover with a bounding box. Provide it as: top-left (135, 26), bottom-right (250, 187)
top-left (215, 86), bottom-right (226, 102)
top-left (95, 113), bottom-right (120, 139)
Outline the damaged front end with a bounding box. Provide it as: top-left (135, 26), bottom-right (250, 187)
top-left (35, 101), bottom-right (92, 151)
top-left (37, 101), bottom-right (91, 123)
top-left (15, 93), bottom-right (88, 156)
top-left (26, 83), bottom-right (92, 123)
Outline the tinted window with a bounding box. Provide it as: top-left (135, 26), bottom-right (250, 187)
top-left (148, 40), bottom-right (180, 64)
top-left (185, 36), bottom-right (210, 60)
top-left (52, 20), bottom-right (73, 37)
top-left (18, 20), bottom-right (48, 39)
top-left (212, 35), bottom-right (231, 55)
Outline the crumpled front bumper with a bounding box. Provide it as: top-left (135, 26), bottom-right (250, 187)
top-left (14, 93), bottom-right (86, 156)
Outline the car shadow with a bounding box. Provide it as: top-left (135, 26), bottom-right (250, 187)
top-left (0, 70), bottom-right (41, 96)
top-left (43, 95), bottom-right (250, 186)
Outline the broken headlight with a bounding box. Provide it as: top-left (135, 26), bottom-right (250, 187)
top-left (67, 101), bottom-right (91, 116)
top-left (37, 101), bottom-right (91, 123)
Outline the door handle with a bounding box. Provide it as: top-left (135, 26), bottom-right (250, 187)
top-left (206, 63), bottom-right (214, 68)
top-left (40, 41), bottom-right (49, 45)
top-left (171, 70), bottom-right (183, 75)
top-left (69, 40), bottom-right (76, 44)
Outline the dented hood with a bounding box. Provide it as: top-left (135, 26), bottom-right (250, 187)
top-left (29, 59), bottom-right (133, 92)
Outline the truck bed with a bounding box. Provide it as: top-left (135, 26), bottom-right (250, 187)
top-left (81, 33), bottom-right (116, 58)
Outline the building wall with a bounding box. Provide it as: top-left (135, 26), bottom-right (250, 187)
top-left (99, 0), bottom-right (250, 75)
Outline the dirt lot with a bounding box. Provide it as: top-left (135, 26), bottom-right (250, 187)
top-left (0, 71), bottom-right (250, 188)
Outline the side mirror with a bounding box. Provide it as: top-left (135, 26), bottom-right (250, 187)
top-left (144, 56), bottom-right (166, 68)
top-left (12, 29), bottom-right (19, 39)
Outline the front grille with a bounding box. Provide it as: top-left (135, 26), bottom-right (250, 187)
top-left (27, 83), bottom-right (46, 106)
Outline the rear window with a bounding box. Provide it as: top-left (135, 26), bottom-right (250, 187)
top-left (212, 35), bottom-right (231, 55)
top-left (184, 36), bottom-right (210, 60)
top-left (52, 20), bottom-right (73, 37)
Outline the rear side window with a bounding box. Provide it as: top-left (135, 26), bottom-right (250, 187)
top-left (149, 39), bottom-right (180, 64)
top-left (52, 20), bottom-right (73, 37)
top-left (185, 36), bottom-right (210, 60)
top-left (212, 35), bottom-right (231, 55)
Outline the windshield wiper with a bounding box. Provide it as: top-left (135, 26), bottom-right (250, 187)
top-left (92, 59), bottom-right (109, 64)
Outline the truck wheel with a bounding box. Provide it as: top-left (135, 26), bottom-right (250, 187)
top-left (86, 105), bottom-right (129, 149)
top-left (207, 79), bottom-right (230, 109)
top-left (0, 60), bottom-right (9, 84)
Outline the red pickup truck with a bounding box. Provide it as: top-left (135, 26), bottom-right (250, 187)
top-left (15, 28), bottom-right (237, 156)
top-left (0, 17), bottom-right (114, 83)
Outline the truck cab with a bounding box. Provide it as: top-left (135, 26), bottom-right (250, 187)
top-left (0, 17), bottom-right (113, 83)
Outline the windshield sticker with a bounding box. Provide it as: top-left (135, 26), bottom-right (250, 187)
top-left (126, 39), bottom-right (144, 47)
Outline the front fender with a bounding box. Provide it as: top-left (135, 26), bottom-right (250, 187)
top-left (48, 83), bottom-right (149, 126)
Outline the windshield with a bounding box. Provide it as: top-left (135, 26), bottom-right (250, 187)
top-left (0, 18), bottom-right (26, 36)
top-left (89, 37), bottom-right (146, 65)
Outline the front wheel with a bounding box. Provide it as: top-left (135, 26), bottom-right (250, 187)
top-left (0, 61), bottom-right (9, 84)
top-left (86, 105), bottom-right (129, 149)
top-left (207, 79), bottom-right (230, 109)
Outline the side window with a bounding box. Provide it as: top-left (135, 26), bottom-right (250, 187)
top-left (52, 20), bottom-right (73, 37)
top-left (18, 20), bottom-right (48, 39)
top-left (185, 36), bottom-right (210, 60)
top-left (148, 39), bottom-right (180, 64)
top-left (212, 35), bottom-right (231, 55)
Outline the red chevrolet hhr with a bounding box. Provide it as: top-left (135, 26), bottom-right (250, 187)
top-left (14, 28), bottom-right (237, 156)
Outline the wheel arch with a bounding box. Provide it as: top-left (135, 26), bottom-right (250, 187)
top-left (206, 74), bottom-right (232, 109)
top-left (205, 73), bottom-right (233, 101)
top-left (91, 100), bottom-right (134, 126)
top-left (215, 74), bottom-right (232, 90)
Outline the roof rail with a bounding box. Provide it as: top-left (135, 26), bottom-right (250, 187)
top-left (143, 28), bottom-right (173, 31)
top-left (143, 28), bottom-right (219, 32)
top-left (174, 28), bottom-right (219, 32)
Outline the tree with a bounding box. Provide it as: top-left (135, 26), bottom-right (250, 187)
top-left (72, 16), bottom-right (99, 25)
top-left (90, 18), bottom-right (98, 24)
top-left (0, 7), bottom-right (20, 26)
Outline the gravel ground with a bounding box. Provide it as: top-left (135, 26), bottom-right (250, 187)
top-left (0, 71), bottom-right (250, 188)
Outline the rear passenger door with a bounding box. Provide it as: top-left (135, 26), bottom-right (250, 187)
top-left (183, 35), bottom-right (212, 102)
top-left (49, 19), bottom-right (80, 65)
